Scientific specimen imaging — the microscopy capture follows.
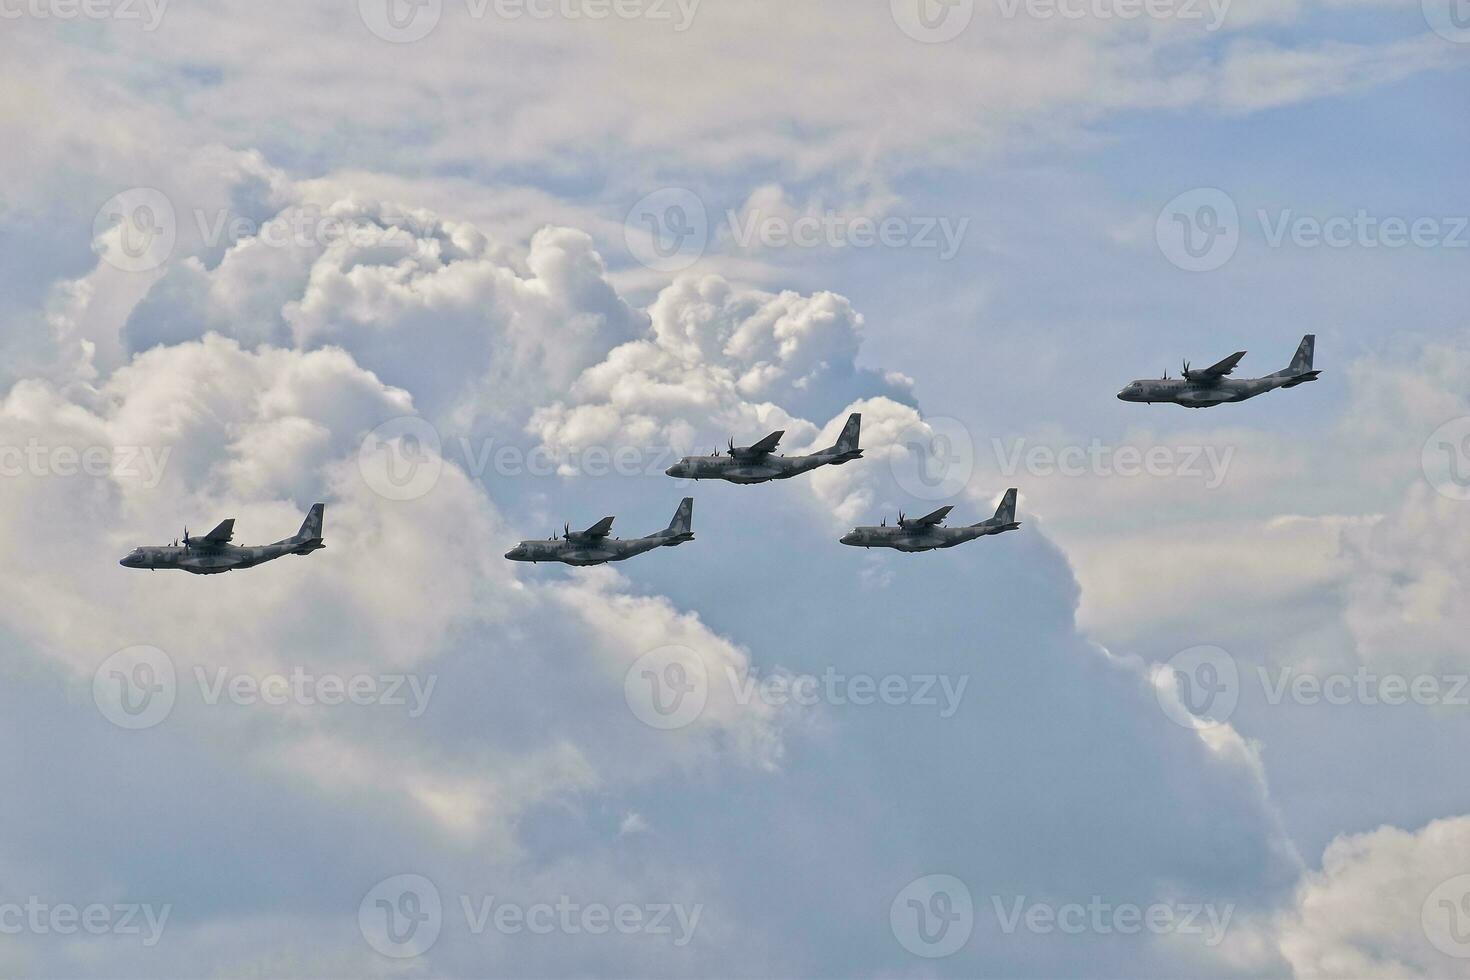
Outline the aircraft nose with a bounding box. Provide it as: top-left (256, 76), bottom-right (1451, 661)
top-left (665, 464), bottom-right (681, 477)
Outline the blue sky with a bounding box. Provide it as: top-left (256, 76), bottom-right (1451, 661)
top-left (1, 1), bottom-right (1469, 975)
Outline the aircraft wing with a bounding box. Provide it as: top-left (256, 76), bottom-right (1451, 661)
top-left (913, 506), bottom-right (953, 526)
top-left (580, 517), bottom-right (615, 539)
top-left (198, 519), bottom-right (235, 545)
top-left (747, 430), bottom-right (784, 455)
top-left (1197, 351), bottom-right (1247, 379)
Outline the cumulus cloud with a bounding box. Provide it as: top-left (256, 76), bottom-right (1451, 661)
top-left (1271, 816), bottom-right (1470, 978)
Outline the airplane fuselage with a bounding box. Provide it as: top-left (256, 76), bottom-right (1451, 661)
top-left (504, 532), bottom-right (693, 566)
top-left (665, 449), bottom-right (861, 484)
top-left (119, 539), bottom-right (324, 574)
top-left (1116, 375), bottom-right (1304, 407)
top-left (839, 521), bottom-right (1019, 553)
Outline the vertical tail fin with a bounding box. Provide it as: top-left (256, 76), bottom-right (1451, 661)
top-left (832, 412), bottom-right (862, 455)
top-left (296, 503), bottom-right (325, 543)
top-left (666, 497), bottom-right (694, 537)
top-left (993, 488), bottom-right (1018, 525)
top-left (1286, 334), bottom-right (1315, 374)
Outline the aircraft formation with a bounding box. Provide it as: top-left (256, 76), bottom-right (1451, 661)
top-left (118, 337), bottom-right (1321, 572)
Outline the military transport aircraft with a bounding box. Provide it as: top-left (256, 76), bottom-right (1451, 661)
top-left (664, 413), bottom-right (863, 484)
top-left (120, 504), bottom-right (326, 574)
top-left (504, 498), bottom-right (695, 566)
top-left (840, 489), bottom-right (1021, 553)
top-left (1117, 334), bottom-right (1320, 408)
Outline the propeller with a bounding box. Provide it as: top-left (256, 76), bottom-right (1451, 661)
top-left (565, 522), bottom-right (571, 539)
top-left (728, 437), bottom-right (735, 454)
top-left (1182, 359), bottom-right (1192, 378)
top-left (182, 527), bottom-right (190, 549)
top-left (898, 511), bottom-right (906, 525)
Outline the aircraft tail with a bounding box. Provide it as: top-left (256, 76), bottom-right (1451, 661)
top-left (829, 412), bottom-right (862, 460)
top-left (662, 497), bottom-right (694, 544)
top-left (1275, 334), bottom-right (1321, 386)
top-left (980, 488), bottom-right (1021, 530)
top-left (292, 503), bottom-right (326, 553)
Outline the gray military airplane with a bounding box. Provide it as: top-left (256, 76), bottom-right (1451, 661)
top-left (840, 489), bottom-right (1020, 553)
top-left (1117, 334), bottom-right (1320, 408)
top-left (664, 413), bottom-right (862, 484)
top-left (504, 498), bottom-right (695, 566)
top-left (120, 504), bottom-right (326, 574)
